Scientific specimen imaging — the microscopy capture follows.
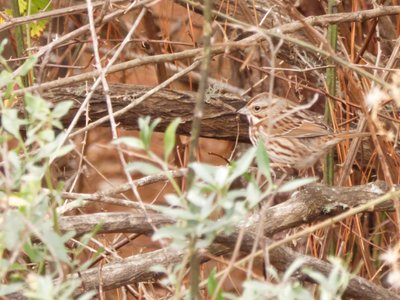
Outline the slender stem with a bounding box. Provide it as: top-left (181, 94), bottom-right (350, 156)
top-left (10, 0), bottom-right (28, 87)
top-left (186, 0), bottom-right (213, 297)
top-left (187, 6), bottom-right (213, 179)
top-left (324, 0), bottom-right (338, 186)
top-left (188, 237), bottom-right (201, 299)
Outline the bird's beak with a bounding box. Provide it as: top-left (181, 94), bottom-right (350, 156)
top-left (237, 106), bottom-right (249, 115)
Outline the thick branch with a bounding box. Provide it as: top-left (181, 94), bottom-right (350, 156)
top-left (59, 193), bottom-right (399, 300)
top-left (73, 248), bottom-right (185, 293)
top-left (59, 212), bottom-right (174, 235)
top-left (56, 181), bottom-right (399, 299)
top-left (70, 237), bottom-right (399, 299)
top-left (40, 83), bottom-right (250, 142)
top-left (58, 182), bottom-right (395, 236)
top-left (215, 230), bottom-right (399, 300)
top-left (261, 181), bottom-right (393, 236)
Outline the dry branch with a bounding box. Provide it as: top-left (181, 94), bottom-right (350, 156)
top-left (9, 0), bottom-right (154, 79)
top-left (72, 248), bottom-right (185, 293)
top-left (0, 0), bottom-right (126, 33)
top-left (56, 169), bottom-right (188, 214)
top-left (215, 230), bottom-right (399, 300)
top-left (57, 213), bottom-right (161, 235)
top-left (56, 181), bottom-right (399, 299)
top-left (40, 83), bottom-right (250, 141)
top-left (260, 181), bottom-right (394, 236)
top-left (181, 1), bottom-right (400, 32)
top-left (15, 44), bottom-right (237, 96)
top-left (58, 181), bottom-right (395, 237)
top-left (175, 1), bottom-right (400, 84)
top-left (70, 237), bottom-right (399, 299)
top-left (59, 212), bottom-right (174, 236)
top-left (10, 5), bottom-right (399, 98)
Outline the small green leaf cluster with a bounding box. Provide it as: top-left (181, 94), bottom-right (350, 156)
top-left (117, 117), bottom-right (265, 250)
top-left (0, 0), bottom-right (52, 37)
top-left (207, 268), bottom-right (224, 300)
top-left (1, 55), bottom-right (74, 193)
top-left (0, 40), bottom-right (36, 97)
top-left (303, 257), bottom-right (353, 300)
top-left (115, 117), bottom-right (183, 178)
top-left (154, 148), bottom-right (261, 249)
top-left (117, 116), bottom-right (320, 296)
top-left (0, 46), bottom-right (95, 299)
top-left (226, 257), bottom-right (352, 300)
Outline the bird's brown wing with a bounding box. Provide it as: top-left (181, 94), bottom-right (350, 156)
top-left (256, 110), bottom-right (333, 138)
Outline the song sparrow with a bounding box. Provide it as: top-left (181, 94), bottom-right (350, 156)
top-left (238, 93), bottom-right (364, 169)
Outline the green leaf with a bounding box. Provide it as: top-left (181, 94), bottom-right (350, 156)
top-left (164, 194), bottom-right (182, 207)
top-left (38, 224), bottom-right (72, 263)
top-left (149, 264), bottom-right (167, 274)
top-left (126, 161), bottom-right (161, 176)
top-left (3, 210), bottom-right (25, 250)
top-left (23, 0), bottom-right (52, 38)
top-left (24, 93), bottom-right (50, 120)
top-left (277, 177), bottom-right (317, 193)
top-left (18, 56), bottom-right (37, 76)
top-left (229, 147), bottom-right (256, 181)
top-left (7, 151), bottom-right (21, 177)
top-left (39, 128), bottom-right (55, 142)
top-left (138, 117), bottom-right (160, 149)
top-left (30, 19), bottom-right (49, 37)
top-left (282, 257), bottom-right (306, 281)
top-left (23, 241), bottom-right (45, 263)
top-left (77, 291), bottom-right (98, 300)
top-left (303, 268), bottom-right (327, 286)
top-left (190, 163), bottom-right (215, 184)
top-left (52, 101), bottom-right (73, 118)
top-left (154, 205), bottom-right (195, 220)
top-left (0, 283), bottom-right (24, 297)
top-left (245, 181), bottom-right (262, 208)
top-left (207, 268), bottom-right (224, 300)
top-left (214, 166), bottom-right (229, 188)
top-left (1, 109), bottom-right (25, 138)
top-left (0, 38), bottom-right (8, 55)
top-left (114, 137), bottom-right (145, 150)
top-left (256, 140), bottom-right (271, 182)
top-left (18, 0), bottom-right (28, 14)
top-left (49, 144), bottom-right (74, 161)
top-left (0, 70), bottom-right (13, 88)
top-left (164, 118), bottom-right (181, 161)
top-left (36, 134), bottom-right (74, 161)
top-left (152, 226), bottom-right (189, 243)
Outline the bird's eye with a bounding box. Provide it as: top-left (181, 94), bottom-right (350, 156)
top-left (254, 105), bottom-right (261, 112)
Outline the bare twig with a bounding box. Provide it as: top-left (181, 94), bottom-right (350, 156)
top-left (0, 1), bottom-right (126, 33)
top-left (69, 61), bottom-right (201, 138)
top-left (56, 169), bottom-right (187, 214)
top-left (10, 0), bottom-right (153, 79)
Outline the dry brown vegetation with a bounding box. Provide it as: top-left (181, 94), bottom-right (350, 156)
top-left (2, 0), bottom-right (400, 299)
